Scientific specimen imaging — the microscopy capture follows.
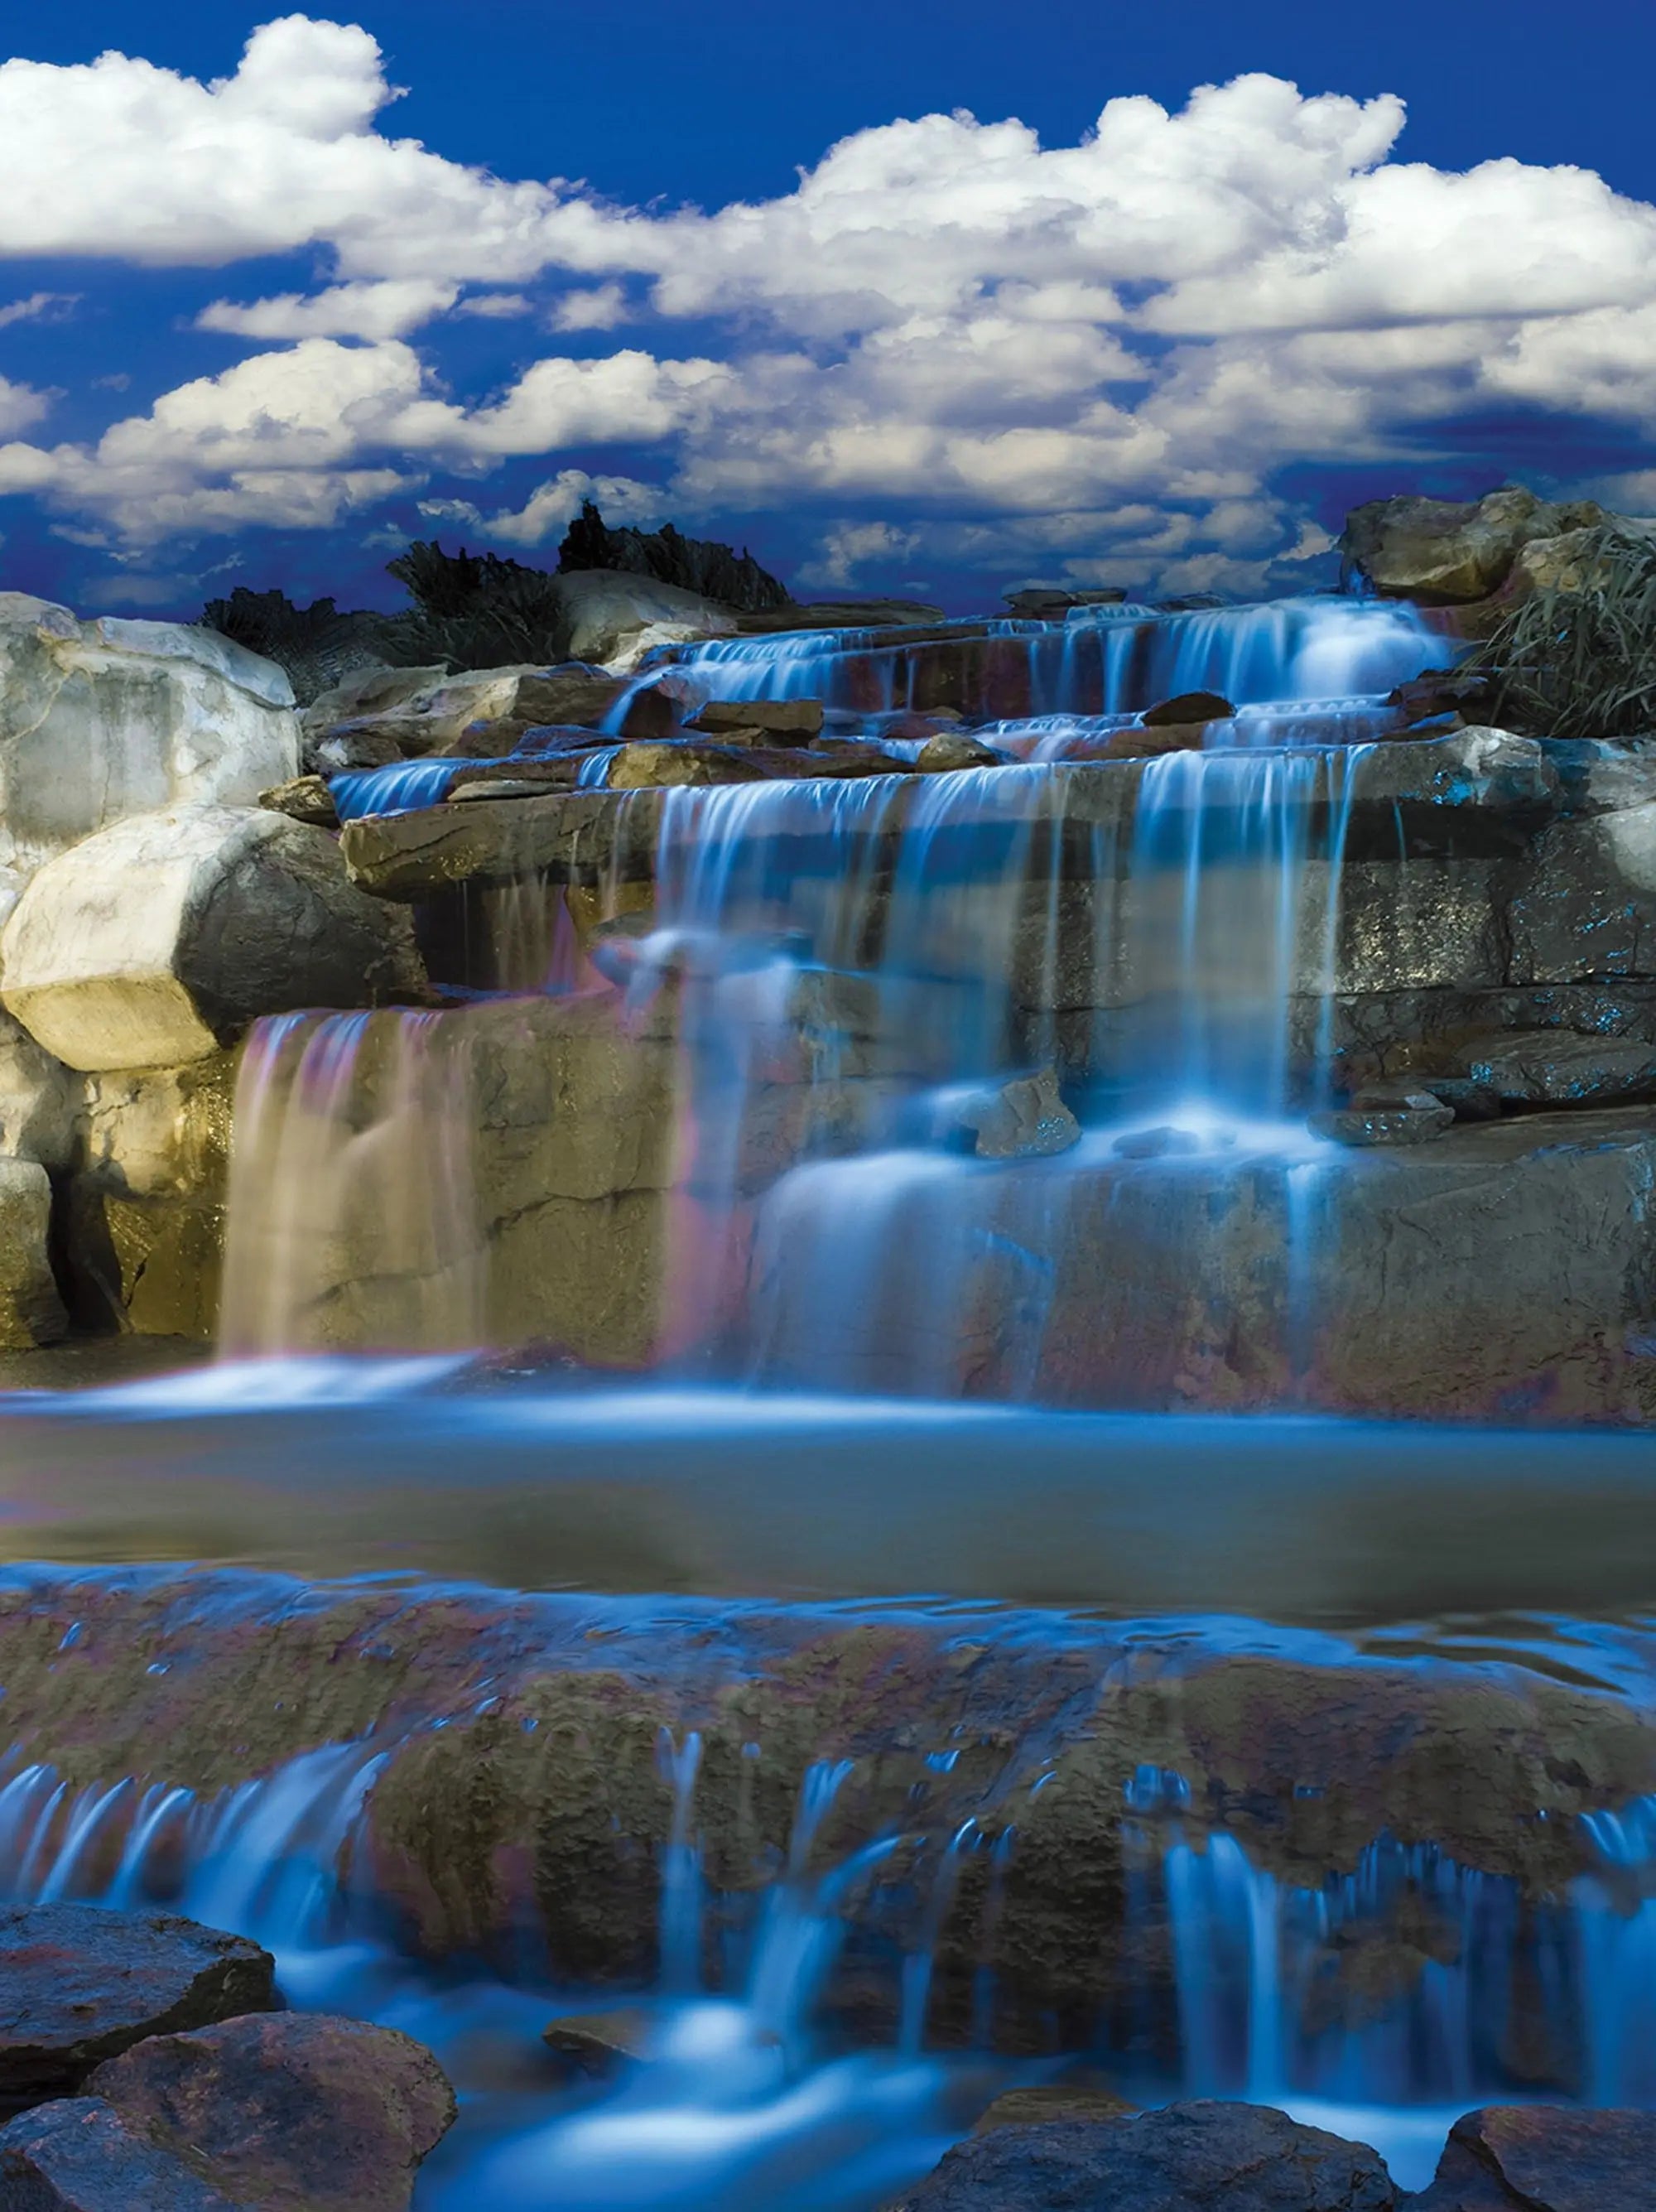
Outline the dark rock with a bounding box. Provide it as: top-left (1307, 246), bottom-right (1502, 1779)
top-left (972, 2082), bottom-right (1138, 2132)
top-left (86, 2011), bottom-right (456, 2212)
top-left (1112, 1125), bottom-right (1206, 1159)
top-left (542, 2005), bottom-right (652, 2075)
top-left (1143, 691), bottom-right (1236, 726)
top-left (1312, 1089), bottom-right (1455, 1147)
top-left (258, 773), bottom-right (340, 829)
top-left (0, 2096), bottom-right (237, 2210)
top-left (0, 1904), bottom-right (276, 2109)
top-left (734, 597), bottom-right (945, 632)
top-left (941, 1067), bottom-right (1080, 1159)
top-left (898, 2100), bottom-right (1397, 2210)
top-left (1421, 1077), bottom-right (1504, 1122)
top-left (917, 732), bottom-right (1004, 772)
top-left (1004, 586), bottom-right (1129, 619)
top-left (690, 697), bottom-right (825, 744)
top-left (1462, 1030), bottom-right (1656, 1107)
top-left (1413, 2104), bottom-right (1656, 2210)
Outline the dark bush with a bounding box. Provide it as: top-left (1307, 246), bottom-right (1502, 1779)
top-left (380, 540), bottom-right (570, 669)
top-left (556, 499), bottom-right (792, 612)
top-left (199, 586), bottom-right (392, 705)
top-left (1478, 526), bottom-right (1656, 740)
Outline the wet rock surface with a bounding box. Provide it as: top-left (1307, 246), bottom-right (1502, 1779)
top-left (0, 1904), bottom-right (275, 2108)
top-left (897, 2101), bottom-right (1398, 2210)
top-left (0, 2094), bottom-right (240, 2210)
top-left (84, 2012), bottom-right (456, 2212)
top-left (1311, 1089), bottom-right (1456, 1146)
top-left (1413, 2105), bottom-right (1656, 2210)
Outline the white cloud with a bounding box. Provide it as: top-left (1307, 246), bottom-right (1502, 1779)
top-left (454, 292), bottom-right (532, 320)
top-left (549, 284), bottom-right (630, 332)
top-left (799, 521), bottom-right (921, 590)
top-left (0, 292), bottom-right (77, 330)
top-left (0, 378), bottom-right (51, 439)
top-left (197, 278), bottom-right (460, 340)
top-left (420, 468), bottom-right (664, 546)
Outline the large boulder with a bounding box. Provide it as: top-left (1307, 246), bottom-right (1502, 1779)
top-left (0, 1155), bottom-right (67, 1346)
top-left (0, 807), bottom-right (426, 1072)
top-left (0, 2097), bottom-right (238, 2210)
top-left (1414, 2105), bottom-right (1656, 2210)
top-left (84, 2012), bottom-right (455, 2212)
top-left (553, 568), bottom-right (737, 666)
top-left (1339, 488), bottom-right (1606, 603)
top-left (0, 1904), bottom-right (275, 2108)
top-left (898, 2102), bottom-right (1397, 2210)
top-left (0, 596), bottom-right (298, 901)
top-left (302, 659), bottom-right (671, 772)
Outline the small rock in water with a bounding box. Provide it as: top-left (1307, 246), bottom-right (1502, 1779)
top-left (1413, 2104), bottom-right (1656, 2210)
top-left (943, 1068), bottom-right (1081, 1159)
top-left (0, 1904), bottom-right (276, 2111)
top-left (85, 2012), bottom-right (456, 2212)
top-left (1111, 1125), bottom-right (1205, 1160)
top-left (1311, 1087), bottom-right (1455, 1147)
top-left (542, 2006), bottom-right (652, 2075)
top-left (897, 2099), bottom-right (1398, 2210)
top-left (0, 2096), bottom-right (238, 2210)
top-left (917, 731), bottom-right (1004, 773)
top-left (1142, 689), bottom-right (1236, 726)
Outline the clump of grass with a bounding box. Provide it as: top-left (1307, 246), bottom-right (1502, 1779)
top-left (381, 540), bottom-right (568, 669)
top-left (1480, 525), bottom-right (1656, 740)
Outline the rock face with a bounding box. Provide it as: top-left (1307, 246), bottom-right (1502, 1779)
top-left (1, 807), bottom-right (426, 1071)
top-left (1414, 2105), bottom-right (1656, 2210)
top-left (0, 596), bottom-right (298, 899)
top-left (0, 1156), bottom-right (67, 1347)
top-left (898, 2102), bottom-right (1398, 2210)
top-left (0, 1904), bottom-right (275, 2108)
top-left (1339, 488), bottom-right (1606, 603)
top-left (84, 2012), bottom-right (455, 2212)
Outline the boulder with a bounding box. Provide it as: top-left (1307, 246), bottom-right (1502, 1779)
top-left (939, 1067), bottom-right (1081, 1159)
top-left (0, 596), bottom-right (299, 885)
top-left (1311, 1088), bottom-right (1456, 1146)
top-left (897, 2101), bottom-right (1397, 2210)
top-left (0, 2097), bottom-right (238, 2210)
top-left (85, 2012), bottom-right (455, 2212)
top-left (1340, 488), bottom-right (1607, 603)
top-left (0, 1156), bottom-right (67, 1347)
top-left (301, 663), bottom-right (665, 773)
top-left (917, 732), bottom-right (1004, 773)
top-left (1, 807), bottom-right (427, 1071)
top-left (0, 1008), bottom-right (80, 1169)
top-left (1143, 691), bottom-right (1236, 726)
top-left (690, 698), bottom-right (826, 744)
top-left (542, 2006), bottom-right (651, 2075)
top-left (607, 740), bottom-right (768, 789)
top-left (1004, 586), bottom-right (1129, 618)
top-left (1461, 1030), bottom-right (1656, 1106)
top-left (0, 1904), bottom-right (275, 2108)
top-left (1413, 2104), bottom-right (1656, 2210)
top-left (554, 569), bottom-right (738, 666)
top-left (257, 773), bottom-right (339, 829)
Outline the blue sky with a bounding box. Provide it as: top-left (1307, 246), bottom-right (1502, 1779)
top-left (2, 0), bottom-right (1656, 618)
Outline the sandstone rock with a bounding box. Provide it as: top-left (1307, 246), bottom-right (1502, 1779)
top-left (1462, 1030), bottom-right (1656, 1106)
top-left (1143, 690), bottom-right (1236, 726)
top-left (0, 2097), bottom-right (238, 2210)
top-left (449, 765), bottom-right (584, 802)
top-left (0, 1156), bottom-right (67, 1347)
top-left (257, 773), bottom-right (339, 828)
top-left (341, 786), bottom-right (664, 900)
top-left (690, 697), bottom-right (826, 744)
top-left (2, 807), bottom-right (426, 1071)
top-left (0, 1008), bottom-right (80, 1169)
top-left (0, 1904), bottom-right (275, 2108)
top-left (86, 2012), bottom-right (455, 2212)
top-left (1413, 2104), bottom-right (1656, 2210)
top-left (941, 1067), bottom-right (1080, 1159)
top-left (917, 732), bottom-right (1004, 772)
top-left (607, 740), bottom-right (768, 789)
top-left (1311, 1089), bottom-right (1456, 1146)
top-left (0, 596), bottom-right (298, 884)
top-left (1340, 488), bottom-right (1606, 603)
top-left (542, 2006), bottom-right (651, 2075)
top-left (898, 2101), bottom-right (1397, 2210)
top-left (1505, 526), bottom-right (1634, 600)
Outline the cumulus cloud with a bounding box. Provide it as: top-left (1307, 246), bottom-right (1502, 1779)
top-left (7, 25), bottom-right (1656, 586)
top-left (798, 521), bottom-right (922, 590)
top-left (420, 468), bottom-right (665, 547)
top-left (0, 378), bottom-right (52, 439)
top-left (0, 292), bottom-right (77, 330)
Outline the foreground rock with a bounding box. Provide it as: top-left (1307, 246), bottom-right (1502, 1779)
top-left (1, 807), bottom-right (426, 1071)
top-left (940, 1067), bottom-right (1081, 1159)
top-left (0, 2096), bottom-right (238, 2210)
top-left (302, 659), bottom-right (673, 773)
top-left (0, 1905), bottom-right (275, 2108)
top-left (1340, 487), bottom-right (1606, 603)
top-left (898, 2102), bottom-right (1397, 2210)
top-left (0, 1157), bottom-right (67, 1347)
top-left (84, 2012), bottom-right (455, 2212)
top-left (0, 597), bottom-right (298, 903)
top-left (1415, 2105), bottom-right (1656, 2210)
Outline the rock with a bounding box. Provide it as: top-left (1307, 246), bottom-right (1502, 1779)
top-left (1004, 586), bottom-right (1129, 618)
top-left (1112, 1125), bottom-right (1206, 1159)
top-left (542, 2006), bottom-right (651, 2075)
top-left (1421, 1076), bottom-right (1503, 1122)
top-left (0, 1904), bottom-right (275, 2108)
top-left (898, 2101), bottom-right (1397, 2210)
top-left (734, 597), bottom-right (946, 632)
top-left (85, 2012), bottom-right (455, 2212)
top-left (555, 569), bottom-right (739, 666)
top-left (1340, 488), bottom-right (1607, 603)
top-left (301, 663), bottom-right (662, 774)
top-left (258, 773), bottom-right (339, 829)
top-left (2, 806), bottom-right (427, 1071)
top-left (0, 2097), bottom-right (238, 2210)
top-left (449, 764), bottom-right (584, 802)
top-left (1504, 526), bottom-right (1634, 600)
top-left (1461, 1031), bottom-right (1656, 1107)
top-left (1413, 2104), bottom-right (1656, 2210)
top-left (301, 662), bottom-right (450, 731)
top-left (0, 1008), bottom-right (80, 1169)
top-left (972, 2083), bottom-right (1137, 2132)
top-left (0, 596), bottom-right (299, 887)
top-left (1311, 1089), bottom-right (1456, 1146)
top-left (1143, 691), bottom-right (1236, 726)
top-left (917, 732), bottom-right (1004, 772)
top-left (0, 1156), bottom-right (67, 1347)
top-left (607, 740), bottom-right (768, 790)
top-left (690, 698), bottom-right (826, 744)
top-left (941, 1067), bottom-right (1080, 1159)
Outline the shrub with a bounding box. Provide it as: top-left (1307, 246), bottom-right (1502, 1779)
top-left (199, 586), bottom-right (392, 706)
top-left (556, 499), bottom-right (792, 613)
top-left (1479, 525), bottom-right (1656, 740)
top-left (381, 540), bottom-right (567, 669)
